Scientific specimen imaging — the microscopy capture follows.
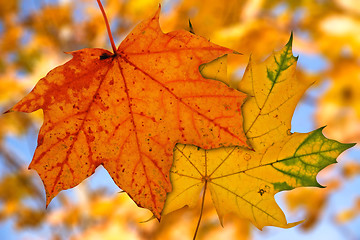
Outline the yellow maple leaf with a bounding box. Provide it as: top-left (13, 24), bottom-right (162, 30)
top-left (162, 35), bottom-right (355, 232)
top-left (239, 33), bottom-right (311, 150)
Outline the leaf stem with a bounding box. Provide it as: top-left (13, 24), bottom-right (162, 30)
top-left (193, 181), bottom-right (208, 240)
top-left (96, 0), bottom-right (117, 54)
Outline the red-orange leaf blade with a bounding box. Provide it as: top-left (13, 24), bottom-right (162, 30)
top-left (9, 8), bottom-right (247, 218)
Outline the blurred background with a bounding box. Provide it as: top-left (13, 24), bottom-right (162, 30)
top-left (0, 0), bottom-right (360, 239)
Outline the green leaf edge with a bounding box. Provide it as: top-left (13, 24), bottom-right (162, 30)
top-left (273, 127), bottom-right (356, 192)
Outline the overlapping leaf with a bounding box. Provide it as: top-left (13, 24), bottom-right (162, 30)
top-left (163, 129), bottom-right (352, 229)
top-left (239, 34), bottom-right (311, 150)
top-left (6, 8), bottom-right (248, 218)
top-left (162, 35), bottom-right (355, 229)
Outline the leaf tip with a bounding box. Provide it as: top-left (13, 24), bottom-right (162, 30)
top-left (154, 3), bottom-right (161, 18)
top-left (286, 219), bottom-right (305, 228)
top-left (232, 50), bottom-right (242, 55)
top-left (286, 32), bottom-right (294, 48)
top-left (319, 126), bottom-right (356, 150)
top-left (346, 142), bottom-right (357, 149)
top-left (340, 142), bottom-right (357, 153)
top-left (45, 195), bottom-right (54, 209)
top-left (139, 215), bottom-right (156, 223)
top-left (218, 215), bottom-right (225, 227)
top-left (248, 147), bottom-right (255, 152)
top-left (64, 50), bottom-right (78, 58)
top-left (2, 109), bottom-right (13, 114)
top-left (315, 181), bottom-right (326, 189)
top-left (318, 125), bottom-right (327, 131)
top-left (259, 219), bottom-right (304, 230)
top-left (247, 53), bottom-right (253, 62)
top-left (188, 19), bottom-right (195, 34)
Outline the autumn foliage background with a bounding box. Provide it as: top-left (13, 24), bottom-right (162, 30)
top-left (0, 0), bottom-right (360, 239)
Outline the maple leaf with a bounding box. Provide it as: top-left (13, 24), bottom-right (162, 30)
top-left (163, 129), bottom-right (352, 229)
top-left (162, 35), bottom-right (355, 230)
top-left (5, 7), bottom-right (247, 218)
top-left (239, 33), bottom-right (310, 151)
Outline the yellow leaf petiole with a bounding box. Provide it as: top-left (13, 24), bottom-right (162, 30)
top-left (193, 181), bottom-right (208, 240)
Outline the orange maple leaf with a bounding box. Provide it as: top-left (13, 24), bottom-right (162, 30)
top-left (7, 7), bottom-right (247, 218)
